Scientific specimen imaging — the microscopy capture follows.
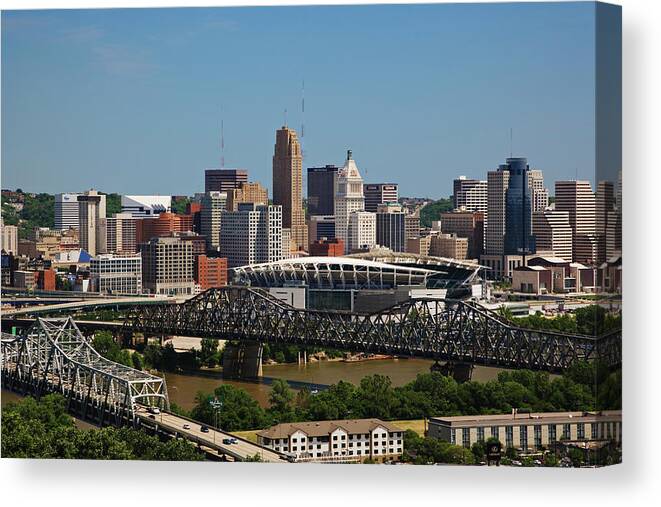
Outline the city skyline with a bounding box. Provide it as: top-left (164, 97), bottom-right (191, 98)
top-left (2, 3), bottom-right (601, 197)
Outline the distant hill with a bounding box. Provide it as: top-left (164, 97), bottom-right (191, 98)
top-left (419, 197), bottom-right (454, 228)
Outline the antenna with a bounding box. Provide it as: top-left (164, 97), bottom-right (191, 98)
top-left (284, 108), bottom-right (288, 128)
top-left (220, 108), bottom-right (225, 169)
top-left (510, 127), bottom-right (513, 158)
top-left (301, 78), bottom-right (305, 139)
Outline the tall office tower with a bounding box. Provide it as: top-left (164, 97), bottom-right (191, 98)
top-left (532, 210), bottom-right (573, 261)
top-left (606, 209), bottom-right (622, 259)
top-left (363, 183), bottom-right (399, 213)
top-left (334, 150), bottom-right (366, 254)
top-left (595, 181), bottom-right (616, 263)
top-left (528, 169), bottom-right (550, 212)
top-left (484, 165), bottom-right (510, 255)
top-left (220, 203), bottom-right (283, 268)
top-left (204, 169), bottom-right (248, 194)
top-left (54, 193), bottom-right (81, 230)
top-left (99, 213), bottom-right (138, 254)
top-left (140, 236), bottom-right (194, 295)
top-left (347, 211), bottom-right (376, 253)
top-left (376, 203), bottom-right (406, 253)
top-left (77, 190), bottom-right (106, 256)
top-left (504, 157), bottom-right (535, 255)
top-left (200, 191), bottom-right (227, 252)
top-left (1, 217), bottom-right (18, 255)
top-left (121, 195), bottom-right (171, 219)
top-left (440, 209), bottom-right (485, 259)
top-left (308, 215), bottom-right (335, 243)
top-left (452, 177), bottom-right (488, 214)
top-left (226, 182), bottom-right (268, 211)
top-left (555, 180), bottom-right (598, 264)
top-left (272, 126), bottom-right (307, 251)
top-left (307, 165), bottom-right (339, 216)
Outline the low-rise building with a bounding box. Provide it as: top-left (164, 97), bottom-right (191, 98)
top-left (428, 410), bottom-right (621, 452)
top-left (256, 418), bottom-right (405, 463)
top-left (90, 254), bottom-right (143, 294)
top-left (309, 237), bottom-right (345, 257)
top-left (195, 255), bottom-right (228, 290)
top-left (429, 233), bottom-right (468, 260)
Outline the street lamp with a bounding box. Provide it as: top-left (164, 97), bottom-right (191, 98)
top-left (210, 397), bottom-right (223, 446)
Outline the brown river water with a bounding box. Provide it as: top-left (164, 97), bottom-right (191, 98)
top-left (164, 359), bottom-right (509, 410)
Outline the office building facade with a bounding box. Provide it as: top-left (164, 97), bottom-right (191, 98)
top-left (335, 150), bottom-right (366, 254)
top-left (204, 168), bottom-right (248, 194)
top-left (272, 127), bottom-right (307, 251)
top-left (308, 215), bottom-right (335, 244)
top-left (555, 181), bottom-right (598, 264)
top-left (90, 254), bottom-right (142, 294)
top-left (77, 190), bottom-right (106, 256)
top-left (54, 193), bottom-right (81, 230)
top-left (195, 255), bottom-right (228, 290)
top-left (453, 177), bottom-right (488, 214)
top-left (532, 210), bottom-right (573, 262)
top-left (226, 182), bottom-right (268, 211)
top-left (140, 236), bottom-right (195, 295)
top-left (307, 165), bottom-right (339, 216)
top-left (121, 195), bottom-right (171, 219)
top-left (364, 183), bottom-right (398, 213)
top-left (347, 211), bottom-right (376, 253)
top-left (375, 203), bottom-right (406, 253)
top-left (200, 191), bottom-right (227, 251)
top-left (504, 157), bottom-right (535, 256)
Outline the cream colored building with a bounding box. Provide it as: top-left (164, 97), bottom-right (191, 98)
top-left (1, 218), bottom-right (18, 254)
top-left (226, 182), bottom-right (268, 211)
top-left (428, 410), bottom-right (622, 452)
top-left (532, 210), bottom-right (573, 262)
top-left (347, 211), bottom-right (376, 253)
top-left (429, 233), bottom-right (468, 260)
top-left (335, 150), bottom-right (366, 254)
top-left (78, 189), bottom-right (106, 256)
top-left (256, 418), bottom-right (404, 463)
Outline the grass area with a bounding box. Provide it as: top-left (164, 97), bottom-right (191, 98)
top-left (392, 419), bottom-right (426, 436)
top-left (232, 430), bottom-right (259, 443)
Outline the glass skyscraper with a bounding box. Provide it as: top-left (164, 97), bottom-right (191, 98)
top-left (504, 157), bottom-right (536, 255)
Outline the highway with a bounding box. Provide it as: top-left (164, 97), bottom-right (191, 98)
top-left (1, 296), bottom-right (180, 317)
top-left (134, 406), bottom-right (287, 463)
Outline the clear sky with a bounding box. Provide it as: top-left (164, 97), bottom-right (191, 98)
top-left (2, 2), bottom-right (598, 198)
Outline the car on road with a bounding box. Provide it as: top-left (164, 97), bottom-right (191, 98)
top-left (148, 414), bottom-right (156, 419)
top-left (148, 406), bottom-right (160, 415)
top-left (230, 438), bottom-right (238, 444)
top-left (223, 438), bottom-right (233, 445)
top-left (200, 425), bottom-right (210, 433)
top-left (183, 424), bottom-right (191, 430)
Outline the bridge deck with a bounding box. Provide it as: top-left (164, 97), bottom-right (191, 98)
top-left (135, 406), bottom-right (285, 463)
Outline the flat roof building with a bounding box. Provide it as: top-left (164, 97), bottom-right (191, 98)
top-left (364, 183), bottom-right (398, 213)
top-left (140, 236), bottom-right (194, 296)
top-left (307, 165), bottom-right (339, 216)
top-left (90, 254), bottom-right (142, 295)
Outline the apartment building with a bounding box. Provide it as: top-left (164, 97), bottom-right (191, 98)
top-left (428, 410), bottom-right (622, 452)
top-left (256, 419), bottom-right (404, 463)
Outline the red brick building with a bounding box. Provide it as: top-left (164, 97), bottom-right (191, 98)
top-left (37, 269), bottom-right (56, 291)
top-left (309, 238), bottom-right (345, 257)
top-left (136, 212), bottom-right (194, 243)
top-left (195, 255), bottom-right (228, 290)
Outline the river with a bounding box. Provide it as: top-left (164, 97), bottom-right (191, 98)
top-left (164, 358), bottom-right (509, 411)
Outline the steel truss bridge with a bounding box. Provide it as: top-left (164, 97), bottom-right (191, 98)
top-left (1, 317), bottom-right (169, 425)
top-left (123, 287), bottom-right (621, 373)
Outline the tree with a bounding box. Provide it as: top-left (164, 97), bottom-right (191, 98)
top-left (199, 338), bottom-right (219, 367)
top-left (355, 374), bottom-right (397, 419)
top-left (268, 379), bottom-right (295, 419)
top-left (419, 198), bottom-right (454, 228)
top-left (132, 352), bottom-right (144, 371)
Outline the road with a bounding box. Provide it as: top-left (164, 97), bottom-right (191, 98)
top-left (1, 296), bottom-right (182, 317)
top-left (134, 406), bottom-right (286, 463)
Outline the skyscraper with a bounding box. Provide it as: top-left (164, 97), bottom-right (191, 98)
top-left (376, 203), bottom-right (406, 253)
top-left (307, 165), bottom-right (339, 216)
top-left (452, 177), bottom-right (488, 214)
top-left (555, 180), bottom-right (598, 264)
top-left (77, 190), bottom-right (106, 256)
top-left (504, 157), bottom-right (535, 255)
top-left (55, 193), bottom-right (81, 230)
top-left (272, 126), bottom-right (307, 251)
top-left (347, 211), bottom-right (376, 253)
top-left (204, 169), bottom-right (248, 194)
top-left (484, 165), bottom-right (509, 256)
top-left (334, 150), bottom-right (366, 254)
top-left (528, 169), bottom-right (550, 212)
top-left (532, 210), bottom-right (573, 261)
top-left (220, 203), bottom-right (283, 268)
top-left (226, 182), bottom-right (268, 211)
top-left (200, 191), bottom-right (227, 252)
top-left (595, 180), bottom-right (616, 263)
top-left (364, 184), bottom-right (399, 213)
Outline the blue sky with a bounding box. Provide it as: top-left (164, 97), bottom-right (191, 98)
top-left (2, 3), bottom-right (598, 198)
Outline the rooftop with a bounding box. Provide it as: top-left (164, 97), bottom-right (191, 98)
top-left (256, 418), bottom-right (403, 439)
top-left (430, 410), bottom-right (622, 427)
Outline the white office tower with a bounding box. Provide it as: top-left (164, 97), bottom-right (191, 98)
top-left (78, 190), bottom-right (106, 256)
top-left (555, 180), bottom-right (598, 264)
top-left (347, 211), bottom-right (377, 253)
top-left (334, 150), bottom-right (365, 254)
top-left (200, 191), bottom-right (227, 251)
top-left (532, 210), bottom-right (573, 261)
top-left (121, 195), bottom-right (171, 218)
top-left (220, 203), bottom-right (283, 268)
top-left (90, 254), bottom-right (142, 294)
top-left (55, 193), bottom-right (82, 230)
top-left (528, 169), bottom-right (550, 212)
top-left (453, 177), bottom-right (488, 214)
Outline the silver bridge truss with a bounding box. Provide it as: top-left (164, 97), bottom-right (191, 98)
top-left (1, 317), bottom-right (169, 426)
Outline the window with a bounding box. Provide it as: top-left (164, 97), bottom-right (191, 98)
top-left (591, 423), bottom-right (598, 440)
top-left (333, 444), bottom-right (337, 449)
top-left (548, 425), bottom-right (557, 443)
top-left (462, 428), bottom-right (471, 448)
top-left (477, 427), bottom-right (485, 442)
top-left (577, 423), bottom-right (585, 440)
top-left (534, 425), bottom-right (542, 449)
top-left (491, 426), bottom-right (499, 439)
top-left (520, 426), bottom-right (528, 450)
top-left (505, 426), bottom-right (513, 448)
top-left (451, 429), bottom-right (457, 445)
top-left (562, 424), bottom-right (571, 440)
